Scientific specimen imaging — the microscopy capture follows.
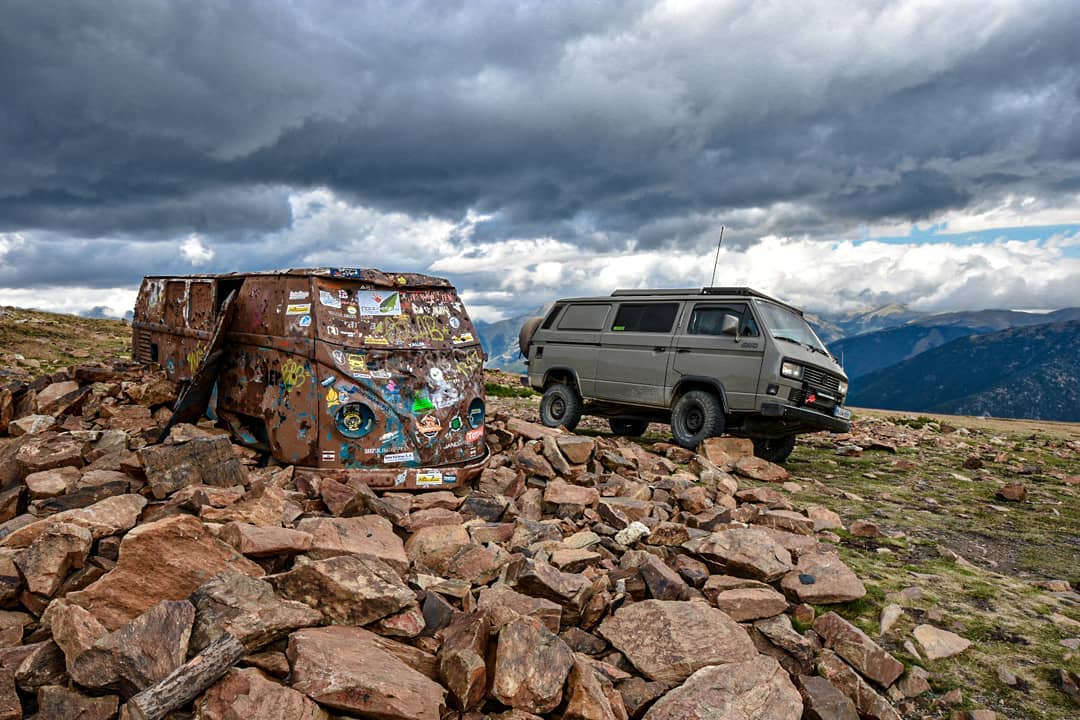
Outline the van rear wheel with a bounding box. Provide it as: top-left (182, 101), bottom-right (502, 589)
top-left (670, 390), bottom-right (724, 450)
top-left (540, 383), bottom-right (583, 431)
top-left (752, 434), bottom-right (797, 464)
top-left (609, 418), bottom-right (649, 437)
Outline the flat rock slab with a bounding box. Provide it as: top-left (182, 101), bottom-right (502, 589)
top-left (491, 616), bottom-right (575, 714)
top-left (684, 527), bottom-right (793, 582)
top-left (297, 514), bottom-right (409, 574)
top-left (2, 494), bottom-right (147, 547)
top-left (65, 514), bottom-right (263, 630)
top-left (288, 626), bottom-right (446, 720)
top-left (477, 584), bottom-right (562, 634)
top-left (190, 570), bottom-right (322, 654)
top-left (816, 649), bottom-right (901, 720)
top-left (35, 684), bottom-right (118, 720)
top-left (642, 655), bottom-right (802, 720)
top-left (268, 554), bottom-right (415, 626)
top-left (796, 674), bottom-right (859, 720)
top-left (781, 550), bottom-right (866, 604)
top-left (598, 600), bottom-right (757, 683)
top-left (913, 624), bottom-right (971, 660)
top-left (196, 667), bottom-right (329, 720)
top-left (708, 586), bottom-right (789, 622)
top-left (733, 455), bottom-right (789, 483)
top-left (14, 521), bottom-right (91, 596)
top-left (814, 612), bottom-right (903, 687)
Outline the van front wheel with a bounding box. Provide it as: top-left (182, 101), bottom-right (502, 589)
top-left (752, 434), bottom-right (797, 464)
top-left (670, 390), bottom-right (724, 450)
top-left (540, 384), bottom-right (583, 431)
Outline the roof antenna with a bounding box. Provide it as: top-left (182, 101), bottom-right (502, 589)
top-left (708, 225), bottom-right (725, 286)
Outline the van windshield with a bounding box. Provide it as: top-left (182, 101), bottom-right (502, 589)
top-left (755, 302), bottom-right (828, 354)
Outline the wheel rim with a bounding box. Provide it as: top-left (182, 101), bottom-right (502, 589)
top-left (549, 396), bottom-right (566, 419)
top-left (684, 405), bottom-right (704, 434)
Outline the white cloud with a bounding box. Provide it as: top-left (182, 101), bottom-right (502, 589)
top-left (180, 234), bottom-right (214, 265)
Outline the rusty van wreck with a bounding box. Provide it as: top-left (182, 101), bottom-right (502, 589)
top-left (131, 268), bottom-right (488, 490)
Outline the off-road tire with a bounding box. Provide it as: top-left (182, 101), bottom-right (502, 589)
top-left (609, 417), bottom-right (650, 437)
top-left (540, 383), bottom-right (583, 430)
top-left (518, 316), bottom-right (543, 357)
top-left (670, 390), bottom-right (724, 450)
top-left (752, 434), bottom-right (797, 464)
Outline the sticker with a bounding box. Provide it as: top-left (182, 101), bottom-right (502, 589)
top-left (467, 398), bottom-right (485, 428)
top-left (394, 471), bottom-right (407, 487)
top-left (449, 316), bottom-right (461, 329)
top-left (298, 315), bottom-right (311, 327)
top-left (370, 370), bottom-right (392, 379)
top-left (416, 471), bottom-right (443, 486)
top-left (346, 354), bottom-right (366, 374)
top-left (320, 375), bottom-right (335, 387)
top-left (449, 416), bottom-right (463, 432)
top-left (412, 395), bottom-right (435, 413)
top-left (321, 450), bottom-right (335, 462)
top-left (417, 414), bottom-right (442, 438)
top-left (330, 268), bottom-right (362, 278)
top-left (346, 304), bottom-right (357, 315)
top-left (396, 276), bottom-right (407, 285)
top-left (443, 473), bottom-right (457, 485)
top-left (384, 451), bottom-right (415, 464)
top-left (466, 427), bottom-right (484, 443)
top-left (452, 332), bottom-right (474, 344)
top-left (289, 290), bottom-right (310, 300)
top-left (286, 303), bottom-right (311, 315)
top-left (358, 291), bottom-right (402, 317)
top-left (319, 290), bottom-right (341, 308)
top-left (332, 350), bottom-right (346, 365)
top-left (364, 336), bottom-right (389, 345)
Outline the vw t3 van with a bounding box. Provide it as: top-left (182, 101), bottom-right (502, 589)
top-left (132, 268), bottom-right (488, 490)
top-left (520, 287), bottom-right (850, 462)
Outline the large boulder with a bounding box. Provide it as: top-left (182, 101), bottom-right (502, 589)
top-left (491, 616), bottom-right (575, 714)
top-left (196, 667), bottom-right (329, 720)
top-left (781, 551), bottom-right (866, 604)
top-left (642, 656), bottom-right (802, 720)
top-left (684, 527), bottom-right (793, 582)
top-left (297, 515), bottom-right (409, 574)
top-left (597, 600), bottom-right (757, 682)
top-left (268, 555), bottom-right (416, 626)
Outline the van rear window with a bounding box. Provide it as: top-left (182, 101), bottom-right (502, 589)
top-left (611, 303), bottom-right (679, 333)
top-left (558, 304), bottom-right (610, 331)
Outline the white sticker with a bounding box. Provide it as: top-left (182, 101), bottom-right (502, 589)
top-left (319, 290), bottom-right (341, 308)
top-left (286, 303), bottom-right (311, 315)
top-left (321, 450), bottom-right (335, 462)
top-left (358, 291), bottom-right (402, 316)
top-left (383, 451), bottom-right (415, 464)
top-left (449, 316), bottom-right (461, 329)
top-left (416, 470), bottom-right (443, 486)
top-left (289, 290), bottom-right (310, 300)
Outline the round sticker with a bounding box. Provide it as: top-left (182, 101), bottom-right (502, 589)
top-left (298, 315), bottom-right (312, 327)
top-left (335, 403), bottom-right (375, 439)
top-left (449, 316), bottom-right (460, 329)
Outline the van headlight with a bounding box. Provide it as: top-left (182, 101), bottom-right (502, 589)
top-left (781, 361), bottom-right (803, 380)
top-left (838, 379), bottom-right (848, 396)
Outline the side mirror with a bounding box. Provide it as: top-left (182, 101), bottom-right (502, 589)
top-left (721, 315), bottom-right (739, 336)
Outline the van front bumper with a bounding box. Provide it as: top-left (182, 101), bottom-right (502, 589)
top-left (761, 402), bottom-right (851, 434)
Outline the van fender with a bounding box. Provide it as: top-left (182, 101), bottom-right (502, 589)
top-left (671, 376), bottom-right (729, 413)
top-left (542, 366), bottom-right (583, 391)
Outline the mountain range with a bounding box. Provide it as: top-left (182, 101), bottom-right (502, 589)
top-left (475, 302), bottom-right (1080, 421)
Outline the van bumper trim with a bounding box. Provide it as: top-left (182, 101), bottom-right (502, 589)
top-left (294, 446), bottom-right (490, 492)
top-left (760, 402), bottom-right (851, 433)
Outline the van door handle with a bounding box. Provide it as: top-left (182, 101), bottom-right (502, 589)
top-left (652, 346), bottom-right (666, 352)
top-left (676, 348), bottom-right (691, 354)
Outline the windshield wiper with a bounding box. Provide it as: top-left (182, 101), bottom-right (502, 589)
top-left (774, 335), bottom-right (804, 346)
top-left (776, 334), bottom-right (829, 356)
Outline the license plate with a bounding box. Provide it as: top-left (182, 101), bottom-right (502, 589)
top-left (833, 406), bottom-right (852, 420)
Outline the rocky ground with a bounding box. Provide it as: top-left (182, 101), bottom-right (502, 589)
top-left (0, 361), bottom-right (1073, 719)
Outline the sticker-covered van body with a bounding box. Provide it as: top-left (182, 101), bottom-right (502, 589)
top-left (131, 268), bottom-right (488, 490)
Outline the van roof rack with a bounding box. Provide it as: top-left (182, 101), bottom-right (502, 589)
top-left (608, 286), bottom-right (801, 314)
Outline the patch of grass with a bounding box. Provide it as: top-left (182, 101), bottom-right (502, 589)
top-left (484, 382), bottom-right (538, 398)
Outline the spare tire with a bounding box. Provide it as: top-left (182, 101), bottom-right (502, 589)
top-left (518, 316), bottom-right (543, 356)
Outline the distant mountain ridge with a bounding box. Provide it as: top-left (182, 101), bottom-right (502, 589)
top-left (848, 320), bottom-right (1080, 421)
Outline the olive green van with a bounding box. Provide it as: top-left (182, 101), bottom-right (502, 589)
top-left (519, 287), bottom-right (850, 462)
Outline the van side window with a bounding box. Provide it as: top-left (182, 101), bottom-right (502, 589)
top-left (559, 304), bottom-right (610, 331)
top-left (541, 305), bottom-right (564, 329)
top-left (611, 303), bottom-right (679, 333)
top-left (688, 304), bottom-right (760, 337)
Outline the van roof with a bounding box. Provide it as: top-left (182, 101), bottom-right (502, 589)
top-left (556, 286), bottom-right (803, 315)
top-left (141, 268), bottom-right (453, 289)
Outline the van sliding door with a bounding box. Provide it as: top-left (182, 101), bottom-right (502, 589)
top-left (596, 302), bottom-right (680, 408)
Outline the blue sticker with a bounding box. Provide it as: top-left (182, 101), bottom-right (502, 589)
top-left (467, 398), bottom-right (485, 428)
top-left (299, 315), bottom-right (312, 327)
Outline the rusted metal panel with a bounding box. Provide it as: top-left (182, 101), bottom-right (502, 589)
top-left (131, 268), bottom-right (488, 491)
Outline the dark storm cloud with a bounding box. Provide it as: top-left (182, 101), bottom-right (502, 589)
top-left (1, 0), bottom-right (1079, 291)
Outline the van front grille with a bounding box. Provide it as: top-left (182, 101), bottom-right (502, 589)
top-left (135, 331), bottom-right (152, 363)
top-left (801, 365), bottom-right (842, 397)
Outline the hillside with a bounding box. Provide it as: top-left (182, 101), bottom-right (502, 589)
top-left (830, 324), bottom-right (998, 379)
top-left (0, 306), bottom-right (130, 382)
top-left (476, 311), bottom-right (537, 372)
top-left (849, 320), bottom-right (1080, 421)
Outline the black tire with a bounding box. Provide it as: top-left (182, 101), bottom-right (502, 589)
top-left (670, 390), bottom-right (724, 450)
top-left (609, 417), bottom-right (649, 437)
top-left (518, 316), bottom-right (543, 356)
top-left (752, 434), bottom-right (797, 464)
top-left (540, 383), bottom-right (583, 430)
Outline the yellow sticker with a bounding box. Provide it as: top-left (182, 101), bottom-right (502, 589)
top-left (416, 471), bottom-right (443, 486)
top-left (286, 303), bottom-right (311, 315)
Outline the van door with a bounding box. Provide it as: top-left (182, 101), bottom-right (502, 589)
top-left (595, 302), bottom-right (680, 407)
top-left (670, 302), bottom-right (764, 411)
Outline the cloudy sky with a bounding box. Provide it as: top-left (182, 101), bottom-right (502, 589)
top-left (1, 0), bottom-right (1078, 322)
